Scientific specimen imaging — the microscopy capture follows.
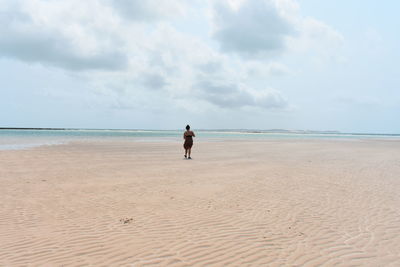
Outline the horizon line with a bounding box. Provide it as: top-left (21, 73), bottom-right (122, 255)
top-left (1, 127), bottom-right (399, 136)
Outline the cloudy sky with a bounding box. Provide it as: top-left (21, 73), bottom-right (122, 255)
top-left (1, 0), bottom-right (399, 133)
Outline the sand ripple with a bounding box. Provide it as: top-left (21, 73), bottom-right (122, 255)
top-left (1, 140), bottom-right (400, 266)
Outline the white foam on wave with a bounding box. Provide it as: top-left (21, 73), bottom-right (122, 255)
top-left (0, 141), bottom-right (66, 151)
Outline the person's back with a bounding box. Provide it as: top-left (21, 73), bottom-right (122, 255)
top-left (183, 125), bottom-right (195, 159)
top-left (184, 130), bottom-right (194, 138)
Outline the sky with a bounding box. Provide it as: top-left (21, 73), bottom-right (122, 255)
top-left (1, 0), bottom-right (399, 133)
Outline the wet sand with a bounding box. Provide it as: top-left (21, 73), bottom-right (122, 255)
top-left (1, 139), bottom-right (400, 266)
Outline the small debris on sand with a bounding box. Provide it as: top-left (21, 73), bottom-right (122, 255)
top-left (120, 218), bottom-right (133, 224)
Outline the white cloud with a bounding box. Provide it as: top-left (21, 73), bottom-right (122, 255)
top-left (244, 61), bottom-right (291, 77)
top-left (286, 17), bottom-right (344, 59)
top-left (0, 0), bottom-right (128, 70)
top-left (211, 0), bottom-right (292, 57)
top-left (0, 0), bottom-right (344, 113)
top-left (193, 80), bottom-right (287, 109)
top-left (107, 0), bottom-right (187, 21)
top-left (211, 0), bottom-right (344, 61)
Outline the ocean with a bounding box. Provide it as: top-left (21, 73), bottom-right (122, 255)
top-left (1, 129), bottom-right (399, 150)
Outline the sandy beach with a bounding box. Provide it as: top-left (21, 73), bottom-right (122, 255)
top-left (1, 139), bottom-right (400, 266)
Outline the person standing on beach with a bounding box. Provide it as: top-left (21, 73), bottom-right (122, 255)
top-left (183, 125), bottom-right (195, 159)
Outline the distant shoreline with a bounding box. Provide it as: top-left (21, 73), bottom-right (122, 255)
top-left (0, 127), bottom-right (399, 136)
top-left (0, 127), bottom-right (69, 130)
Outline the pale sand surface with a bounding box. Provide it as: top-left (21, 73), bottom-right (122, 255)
top-left (1, 139), bottom-right (400, 266)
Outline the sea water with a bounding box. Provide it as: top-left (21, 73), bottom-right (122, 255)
top-left (1, 129), bottom-right (399, 150)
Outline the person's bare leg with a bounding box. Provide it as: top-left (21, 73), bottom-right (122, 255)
top-left (188, 148), bottom-right (191, 159)
top-left (184, 149), bottom-right (188, 158)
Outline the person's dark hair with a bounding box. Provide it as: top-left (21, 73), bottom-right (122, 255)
top-left (186, 125), bottom-right (190, 130)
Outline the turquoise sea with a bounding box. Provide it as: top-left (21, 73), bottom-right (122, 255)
top-left (1, 129), bottom-right (399, 150)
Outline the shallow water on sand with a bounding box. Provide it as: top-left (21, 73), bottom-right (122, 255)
top-left (1, 129), bottom-right (399, 150)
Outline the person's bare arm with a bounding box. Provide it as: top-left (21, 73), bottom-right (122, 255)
top-left (183, 133), bottom-right (186, 139)
top-left (192, 131), bottom-right (195, 137)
